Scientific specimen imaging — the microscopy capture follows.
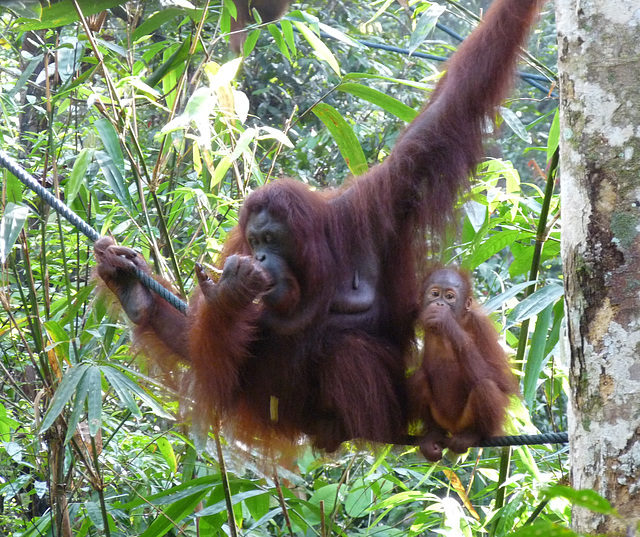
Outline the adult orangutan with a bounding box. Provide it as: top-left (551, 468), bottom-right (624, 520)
top-left (95, 0), bottom-right (543, 456)
top-left (409, 268), bottom-right (519, 461)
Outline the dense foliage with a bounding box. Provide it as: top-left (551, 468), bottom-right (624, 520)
top-left (0, 0), bottom-right (589, 535)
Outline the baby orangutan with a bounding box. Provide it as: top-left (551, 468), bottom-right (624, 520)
top-left (410, 268), bottom-right (518, 461)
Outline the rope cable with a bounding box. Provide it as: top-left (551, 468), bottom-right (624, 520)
top-left (0, 149), bottom-right (187, 313)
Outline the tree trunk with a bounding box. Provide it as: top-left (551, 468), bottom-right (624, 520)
top-left (557, 0), bottom-right (640, 533)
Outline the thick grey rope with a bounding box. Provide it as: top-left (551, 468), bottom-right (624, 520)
top-left (0, 149), bottom-right (187, 313)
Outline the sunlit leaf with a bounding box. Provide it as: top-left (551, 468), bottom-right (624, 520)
top-left (0, 202), bottom-right (29, 263)
top-left (293, 21), bottom-right (340, 75)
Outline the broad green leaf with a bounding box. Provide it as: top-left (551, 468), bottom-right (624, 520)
top-left (463, 229), bottom-right (520, 270)
top-left (312, 102), bottom-right (368, 177)
top-left (309, 483), bottom-right (340, 513)
top-left (544, 486), bottom-right (618, 515)
top-left (293, 21), bottom-right (340, 75)
top-left (338, 83), bottom-right (418, 123)
top-left (66, 148), bottom-right (93, 204)
top-left (15, 0), bottom-right (128, 31)
top-left (156, 437), bottom-right (177, 473)
top-left (508, 284), bottom-right (565, 325)
top-left (245, 490), bottom-right (271, 522)
top-left (40, 363), bottom-right (91, 433)
top-left (118, 477), bottom-right (220, 509)
top-left (345, 478), bottom-right (374, 518)
top-left (0, 202), bottom-right (29, 263)
top-left (523, 302), bottom-right (553, 409)
top-left (318, 22), bottom-right (360, 48)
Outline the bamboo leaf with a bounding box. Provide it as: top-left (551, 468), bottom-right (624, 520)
top-left (66, 148), bottom-right (93, 204)
top-left (508, 284), bottom-right (565, 325)
top-left (338, 83), bottom-right (418, 123)
top-left (0, 202), bottom-right (29, 263)
top-left (86, 366), bottom-right (103, 436)
top-left (40, 364), bottom-right (91, 433)
top-left (312, 102), bottom-right (368, 177)
top-left (293, 21), bottom-right (340, 75)
top-left (523, 303), bottom-right (553, 409)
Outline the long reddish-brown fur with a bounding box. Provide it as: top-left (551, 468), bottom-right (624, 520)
top-left (95, 0), bottom-right (543, 457)
top-left (410, 268), bottom-right (519, 461)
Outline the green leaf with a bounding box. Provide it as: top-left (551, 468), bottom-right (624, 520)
top-left (268, 24), bottom-right (291, 60)
top-left (280, 20), bottom-right (296, 54)
top-left (86, 365), bottom-right (103, 436)
top-left (547, 108), bottom-right (560, 164)
top-left (343, 71), bottom-right (431, 91)
top-left (510, 522), bottom-right (578, 537)
top-left (40, 364), bottom-right (91, 433)
top-left (3, 169), bottom-right (23, 203)
top-left (500, 106), bottom-right (532, 143)
top-left (132, 8), bottom-right (184, 41)
top-left (140, 490), bottom-right (210, 537)
top-left (293, 21), bottom-right (340, 75)
top-left (508, 284), bottom-right (565, 325)
top-left (64, 368), bottom-right (90, 444)
top-left (0, 403), bottom-right (18, 441)
top-left (101, 366), bottom-right (174, 419)
top-left (312, 102), bottom-right (368, 177)
top-left (0, 202), bottom-right (29, 263)
top-left (144, 37), bottom-right (191, 88)
top-left (101, 366), bottom-right (142, 417)
top-left (408, 3), bottom-right (445, 55)
top-left (463, 229), bottom-right (520, 270)
top-left (0, 0), bottom-right (42, 20)
top-left (94, 119), bottom-right (124, 171)
top-left (94, 150), bottom-right (132, 210)
top-left (523, 302), bottom-right (553, 409)
top-left (482, 280), bottom-right (536, 313)
top-left (66, 148), bottom-right (93, 204)
top-left (198, 490), bottom-right (267, 516)
top-left (243, 29), bottom-right (261, 56)
top-left (156, 437), bottom-right (177, 473)
top-left (544, 486), bottom-right (618, 515)
top-left (338, 83), bottom-right (418, 123)
top-left (345, 478), bottom-right (373, 518)
top-left (15, 0), bottom-right (129, 31)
